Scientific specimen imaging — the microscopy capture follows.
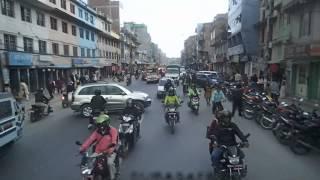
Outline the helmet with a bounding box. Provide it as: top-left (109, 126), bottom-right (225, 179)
top-left (96, 114), bottom-right (111, 135)
top-left (167, 79), bottom-right (171, 83)
top-left (168, 87), bottom-right (175, 96)
top-left (216, 110), bottom-right (232, 127)
top-left (95, 89), bottom-right (102, 96)
top-left (126, 98), bottom-right (133, 107)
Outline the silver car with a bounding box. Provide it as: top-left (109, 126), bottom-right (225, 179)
top-left (70, 83), bottom-right (152, 117)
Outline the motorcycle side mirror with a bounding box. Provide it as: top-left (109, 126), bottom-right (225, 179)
top-left (75, 141), bottom-right (82, 146)
top-left (299, 98), bottom-right (304, 102)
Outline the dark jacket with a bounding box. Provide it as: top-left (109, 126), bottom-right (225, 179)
top-left (122, 106), bottom-right (143, 118)
top-left (208, 122), bottom-right (247, 146)
top-left (90, 95), bottom-right (107, 111)
top-left (164, 82), bottom-right (174, 92)
top-left (35, 92), bottom-right (49, 103)
top-left (232, 88), bottom-right (243, 103)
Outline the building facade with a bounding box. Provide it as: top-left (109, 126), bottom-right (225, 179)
top-left (227, 0), bottom-right (260, 76)
top-left (0, 0), bottom-right (120, 93)
top-left (195, 23), bottom-right (213, 66)
top-left (210, 14), bottom-right (228, 73)
top-left (183, 35), bottom-right (197, 67)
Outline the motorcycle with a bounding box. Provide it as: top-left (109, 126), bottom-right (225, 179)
top-left (61, 92), bottom-right (69, 108)
top-left (208, 134), bottom-right (250, 180)
top-left (289, 120), bottom-right (320, 155)
top-left (75, 141), bottom-right (119, 180)
top-left (29, 101), bottom-right (53, 122)
top-left (166, 105), bottom-right (179, 134)
top-left (188, 96), bottom-right (200, 115)
top-left (182, 84), bottom-right (188, 96)
top-left (118, 114), bottom-right (140, 157)
top-left (256, 96), bottom-right (277, 129)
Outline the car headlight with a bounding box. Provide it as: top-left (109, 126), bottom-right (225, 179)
top-left (229, 156), bottom-right (240, 165)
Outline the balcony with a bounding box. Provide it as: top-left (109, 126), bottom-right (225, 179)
top-left (228, 44), bottom-right (244, 56)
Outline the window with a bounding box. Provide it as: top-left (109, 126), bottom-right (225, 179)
top-left (79, 28), bottom-right (84, 38)
top-left (62, 21), bottom-right (68, 33)
top-left (49, 0), bottom-right (56, 4)
top-left (87, 49), bottom-right (91, 57)
top-left (78, 8), bottom-right (83, 18)
top-left (85, 12), bottom-right (88, 21)
top-left (52, 43), bottom-right (59, 55)
top-left (23, 37), bottom-right (33, 52)
top-left (300, 11), bottom-right (312, 37)
top-left (70, 3), bottom-right (75, 14)
top-left (0, 100), bottom-right (12, 119)
top-left (1, 0), bottom-right (14, 17)
top-left (21, 6), bottom-right (31, 22)
top-left (79, 86), bottom-right (107, 95)
top-left (92, 49), bottom-right (95, 57)
top-left (71, 25), bottom-right (76, 36)
top-left (63, 45), bottom-right (69, 56)
top-left (106, 51), bottom-right (108, 58)
top-left (36, 12), bottom-right (45, 26)
top-left (60, 0), bottom-right (66, 9)
top-left (50, 17), bottom-right (57, 30)
top-left (85, 30), bottom-right (89, 40)
top-left (73, 46), bottom-right (78, 57)
top-left (91, 32), bottom-right (94, 41)
top-left (4, 34), bottom-right (16, 50)
top-left (90, 15), bottom-right (93, 24)
top-left (38, 40), bottom-right (47, 54)
top-left (106, 85), bottom-right (124, 95)
top-left (81, 48), bottom-right (85, 57)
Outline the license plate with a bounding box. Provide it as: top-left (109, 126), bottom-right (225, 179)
top-left (227, 164), bottom-right (243, 168)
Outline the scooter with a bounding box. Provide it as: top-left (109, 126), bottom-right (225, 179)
top-left (30, 101), bottom-right (53, 122)
top-left (126, 75), bottom-right (132, 86)
top-left (61, 92), bottom-right (69, 108)
top-left (188, 96), bottom-right (200, 115)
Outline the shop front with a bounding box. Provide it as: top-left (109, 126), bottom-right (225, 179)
top-left (6, 52), bottom-right (33, 94)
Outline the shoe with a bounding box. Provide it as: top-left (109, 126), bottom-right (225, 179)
top-left (87, 124), bottom-right (93, 129)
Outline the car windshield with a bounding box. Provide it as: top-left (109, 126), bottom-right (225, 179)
top-left (208, 74), bottom-right (217, 79)
top-left (166, 69), bottom-right (179, 74)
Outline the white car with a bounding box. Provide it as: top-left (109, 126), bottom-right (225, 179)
top-left (146, 73), bottom-right (160, 84)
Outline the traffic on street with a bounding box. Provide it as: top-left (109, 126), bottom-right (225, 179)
top-left (1, 72), bottom-right (320, 180)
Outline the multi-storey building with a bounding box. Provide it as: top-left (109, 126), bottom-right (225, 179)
top-left (210, 14), bottom-right (228, 73)
top-left (195, 22), bottom-right (213, 66)
top-left (227, 0), bottom-right (260, 75)
top-left (0, 0), bottom-right (120, 92)
top-left (120, 26), bottom-right (139, 66)
top-left (183, 35), bottom-right (197, 66)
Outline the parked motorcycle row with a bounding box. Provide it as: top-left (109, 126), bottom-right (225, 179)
top-left (222, 81), bottom-right (320, 156)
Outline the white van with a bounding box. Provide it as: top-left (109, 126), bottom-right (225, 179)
top-left (0, 93), bottom-right (25, 148)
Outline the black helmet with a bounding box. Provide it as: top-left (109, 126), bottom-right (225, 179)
top-left (95, 89), bottom-right (102, 96)
top-left (168, 87), bottom-right (175, 96)
top-left (216, 110), bottom-right (232, 127)
top-left (126, 98), bottom-right (133, 107)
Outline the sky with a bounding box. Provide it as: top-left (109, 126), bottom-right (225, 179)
top-left (119, 0), bottom-right (228, 58)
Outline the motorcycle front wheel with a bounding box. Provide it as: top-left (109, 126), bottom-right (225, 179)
top-left (260, 115), bottom-right (276, 130)
top-left (273, 125), bottom-right (291, 145)
top-left (290, 140), bottom-right (311, 155)
top-left (243, 107), bottom-right (255, 120)
top-left (30, 112), bottom-right (37, 122)
top-left (169, 120), bottom-right (175, 134)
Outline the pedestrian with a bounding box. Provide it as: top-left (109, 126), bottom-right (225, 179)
top-left (18, 80), bottom-right (30, 101)
top-left (232, 83), bottom-right (243, 117)
top-left (211, 85), bottom-right (225, 115)
top-left (234, 72), bottom-right (242, 82)
top-left (47, 80), bottom-right (55, 99)
top-left (279, 80), bottom-right (286, 99)
top-left (251, 74), bottom-right (258, 83)
top-left (204, 81), bottom-right (213, 105)
top-left (270, 81), bottom-right (280, 104)
top-left (56, 79), bottom-right (64, 94)
top-left (257, 75), bottom-right (264, 92)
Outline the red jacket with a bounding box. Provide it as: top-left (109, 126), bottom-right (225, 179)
top-left (80, 127), bottom-right (118, 154)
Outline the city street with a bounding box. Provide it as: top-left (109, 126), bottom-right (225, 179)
top-left (0, 80), bottom-right (320, 180)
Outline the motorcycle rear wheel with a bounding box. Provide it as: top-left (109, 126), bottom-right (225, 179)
top-left (243, 108), bottom-right (255, 120)
top-left (169, 120), bottom-right (175, 134)
top-left (290, 140), bottom-right (311, 155)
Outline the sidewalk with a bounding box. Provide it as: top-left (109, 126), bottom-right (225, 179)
top-left (22, 92), bottom-right (62, 111)
top-left (279, 96), bottom-right (319, 112)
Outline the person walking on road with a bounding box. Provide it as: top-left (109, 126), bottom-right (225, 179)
top-left (211, 85), bottom-right (225, 115)
top-left (18, 80), bottom-right (30, 101)
top-left (47, 80), bottom-right (55, 99)
top-left (204, 81), bottom-right (213, 106)
top-left (232, 83), bottom-right (243, 117)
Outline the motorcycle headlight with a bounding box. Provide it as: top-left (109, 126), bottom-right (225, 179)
top-left (81, 168), bottom-right (92, 175)
top-left (169, 108), bottom-right (176, 112)
top-left (229, 156), bottom-right (240, 165)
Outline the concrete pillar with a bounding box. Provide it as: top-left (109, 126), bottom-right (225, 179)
top-left (27, 68), bottom-right (30, 91)
top-left (35, 69), bottom-right (39, 90)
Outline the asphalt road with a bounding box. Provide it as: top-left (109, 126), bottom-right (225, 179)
top-left (0, 79), bottom-right (320, 180)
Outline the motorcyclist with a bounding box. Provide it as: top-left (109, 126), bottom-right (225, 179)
top-left (181, 74), bottom-right (188, 94)
top-left (211, 85), bottom-right (225, 115)
top-left (206, 111), bottom-right (248, 168)
top-left (187, 84), bottom-right (200, 105)
top-left (88, 89), bottom-right (107, 129)
top-left (121, 99), bottom-right (143, 137)
top-left (232, 83), bottom-right (243, 117)
top-left (34, 88), bottom-right (50, 114)
top-left (164, 79), bottom-right (174, 93)
top-left (80, 114), bottom-right (119, 180)
top-left (164, 88), bottom-right (181, 122)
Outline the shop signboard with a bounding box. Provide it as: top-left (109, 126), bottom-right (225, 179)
top-left (72, 58), bottom-right (91, 67)
top-left (8, 52), bottom-right (32, 66)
